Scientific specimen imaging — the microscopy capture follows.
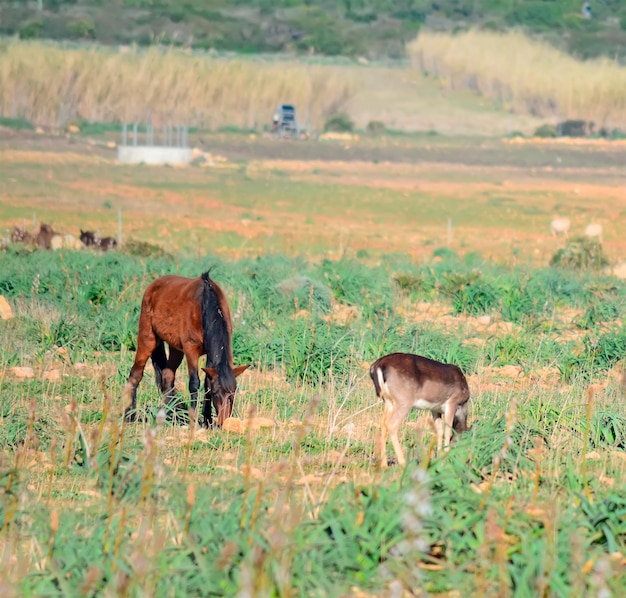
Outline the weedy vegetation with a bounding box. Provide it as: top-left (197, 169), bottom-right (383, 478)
top-left (1, 244), bottom-right (626, 595)
top-left (0, 41), bottom-right (358, 130)
top-left (409, 30), bottom-right (626, 131)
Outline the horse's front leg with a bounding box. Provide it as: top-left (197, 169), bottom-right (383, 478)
top-left (124, 321), bottom-right (157, 422)
top-left (188, 367), bottom-right (200, 426)
top-left (184, 349), bottom-right (202, 425)
top-left (202, 374), bottom-right (213, 428)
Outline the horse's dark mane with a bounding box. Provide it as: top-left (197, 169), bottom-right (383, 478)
top-left (201, 271), bottom-right (235, 392)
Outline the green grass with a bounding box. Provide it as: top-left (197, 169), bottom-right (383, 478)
top-left (0, 116), bottom-right (34, 130)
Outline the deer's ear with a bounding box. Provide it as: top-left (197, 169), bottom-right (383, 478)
top-left (202, 367), bottom-right (218, 381)
top-left (233, 364), bottom-right (251, 378)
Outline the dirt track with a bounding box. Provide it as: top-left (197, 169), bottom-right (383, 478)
top-left (5, 127), bottom-right (626, 172)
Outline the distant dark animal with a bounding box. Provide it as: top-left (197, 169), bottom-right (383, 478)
top-left (80, 229), bottom-right (97, 247)
top-left (370, 353), bottom-right (470, 468)
top-left (123, 272), bottom-right (250, 427)
top-left (36, 223), bottom-right (55, 249)
top-left (557, 120), bottom-right (594, 138)
top-left (11, 226), bottom-right (33, 244)
top-left (99, 236), bottom-right (117, 251)
top-left (80, 229), bottom-right (118, 252)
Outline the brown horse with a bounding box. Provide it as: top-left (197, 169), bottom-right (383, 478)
top-left (36, 223), bottom-right (55, 249)
top-left (123, 271), bottom-right (249, 426)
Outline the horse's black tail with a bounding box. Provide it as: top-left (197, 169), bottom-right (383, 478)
top-left (201, 271), bottom-right (236, 392)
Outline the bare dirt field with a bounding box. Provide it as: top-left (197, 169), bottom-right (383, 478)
top-left (1, 129), bottom-right (625, 266)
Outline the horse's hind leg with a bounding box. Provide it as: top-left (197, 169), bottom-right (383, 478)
top-left (151, 339), bottom-right (167, 392)
top-left (163, 348), bottom-right (184, 410)
top-left (124, 319), bottom-right (158, 422)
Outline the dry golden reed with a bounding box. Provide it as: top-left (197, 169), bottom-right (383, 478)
top-left (0, 41), bottom-right (358, 129)
top-left (408, 30), bottom-right (626, 130)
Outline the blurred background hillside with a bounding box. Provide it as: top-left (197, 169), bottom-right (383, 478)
top-left (2, 0), bottom-right (626, 61)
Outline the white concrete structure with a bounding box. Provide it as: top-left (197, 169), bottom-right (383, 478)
top-left (117, 145), bottom-right (193, 165)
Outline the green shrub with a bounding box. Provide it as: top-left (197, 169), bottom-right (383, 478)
top-left (439, 270), bottom-right (481, 296)
top-left (366, 120), bottom-right (386, 135)
top-left (273, 275), bottom-right (332, 313)
top-left (432, 247), bottom-right (459, 260)
top-left (505, 3), bottom-right (563, 30)
top-left (579, 494), bottom-right (626, 552)
top-left (534, 123), bottom-right (557, 138)
top-left (67, 19), bottom-right (96, 39)
top-left (498, 277), bottom-right (539, 323)
top-left (452, 279), bottom-right (498, 316)
top-left (486, 335), bottom-right (533, 366)
top-left (122, 238), bottom-right (173, 260)
top-left (266, 317), bottom-right (353, 384)
top-left (589, 411), bottom-right (626, 451)
top-left (324, 113), bottom-right (354, 133)
top-left (575, 301), bottom-right (621, 329)
top-left (18, 21), bottom-right (44, 40)
top-left (319, 258), bottom-right (393, 318)
top-left (560, 328), bottom-right (626, 381)
top-left (0, 117), bottom-right (34, 130)
top-left (393, 272), bottom-right (428, 294)
top-left (550, 237), bottom-right (609, 271)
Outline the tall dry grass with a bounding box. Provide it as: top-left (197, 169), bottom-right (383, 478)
top-left (0, 41), bottom-right (358, 129)
top-left (408, 30), bottom-right (626, 130)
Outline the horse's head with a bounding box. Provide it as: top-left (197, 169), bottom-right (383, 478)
top-left (202, 364), bottom-right (250, 426)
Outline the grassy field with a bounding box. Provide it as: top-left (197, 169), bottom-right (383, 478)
top-left (0, 39), bottom-right (553, 136)
top-left (1, 128), bottom-right (626, 595)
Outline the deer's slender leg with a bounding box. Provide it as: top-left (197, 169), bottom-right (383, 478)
top-left (443, 401), bottom-right (456, 450)
top-left (385, 398), bottom-right (413, 467)
top-left (379, 398), bottom-right (393, 468)
top-left (433, 414), bottom-right (444, 453)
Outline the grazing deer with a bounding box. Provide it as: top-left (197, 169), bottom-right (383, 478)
top-left (369, 353), bottom-right (470, 468)
top-left (550, 215), bottom-right (570, 238)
